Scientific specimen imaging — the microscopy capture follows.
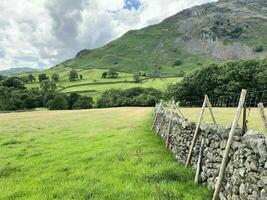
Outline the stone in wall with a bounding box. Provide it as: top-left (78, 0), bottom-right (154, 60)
top-left (153, 109), bottom-right (267, 200)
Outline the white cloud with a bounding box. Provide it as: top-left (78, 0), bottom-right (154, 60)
top-left (0, 0), bottom-right (217, 70)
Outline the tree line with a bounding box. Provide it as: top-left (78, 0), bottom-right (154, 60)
top-left (166, 58), bottom-right (267, 104)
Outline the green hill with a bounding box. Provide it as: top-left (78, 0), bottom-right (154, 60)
top-left (52, 0), bottom-right (267, 75)
top-left (0, 67), bottom-right (40, 76)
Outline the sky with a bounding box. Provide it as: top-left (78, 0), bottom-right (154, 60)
top-left (0, 0), bottom-right (217, 70)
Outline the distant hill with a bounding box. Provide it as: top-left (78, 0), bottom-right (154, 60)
top-left (53, 0), bottom-right (267, 75)
top-left (0, 68), bottom-right (40, 76)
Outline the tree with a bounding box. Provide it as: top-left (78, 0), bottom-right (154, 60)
top-left (40, 80), bottom-right (57, 92)
top-left (254, 45), bottom-right (264, 53)
top-left (38, 73), bottom-right (49, 82)
top-left (51, 73), bottom-right (60, 82)
top-left (174, 59), bottom-right (183, 66)
top-left (79, 74), bottom-right (83, 80)
top-left (102, 72), bottom-right (108, 78)
top-left (69, 70), bottom-right (79, 81)
top-left (28, 74), bottom-right (36, 82)
top-left (67, 92), bottom-right (80, 109)
top-left (2, 77), bottom-right (25, 89)
top-left (133, 73), bottom-right (141, 83)
top-left (73, 96), bottom-right (94, 109)
top-left (108, 69), bottom-right (119, 78)
top-left (48, 95), bottom-right (68, 110)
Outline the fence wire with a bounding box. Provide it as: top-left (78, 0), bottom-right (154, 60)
top-left (180, 90), bottom-right (267, 108)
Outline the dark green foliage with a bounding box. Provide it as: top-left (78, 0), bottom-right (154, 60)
top-left (38, 73), bottom-right (49, 82)
top-left (79, 74), bottom-right (83, 80)
top-left (173, 60), bottom-right (183, 67)
top-left (51, 73), bottom-right (60, 82)
top-left (48, 95), bottom-right (68, 110)
top-left (40, 80), bottom-right (57, 92)
top-left (0, 75), bottom-right (7, 81)
top-left (0, 86), bottom-right (45, 111)
top-left (28, 74), bottom-right (36, 82)
top-left (2, 77), bottom-right (25, 89)
top-left (166, 59), bottom-right (267, 102)
top-left (73, 96), bottom-right (94, 109)
top-left (101, 72), bottom-right (108, 78)
top-left (69, 70), bottom-right (79, 81)
top-left (254, 45), bottom-right (264, 52)
top-left (101, 69), bottom-right (119, 79)
top-left (67, 92), bottom-right (80, 109)
top-left (133, 73), bottom-right (141, 83)
top-left (97, 87), bottom-right (162, 108)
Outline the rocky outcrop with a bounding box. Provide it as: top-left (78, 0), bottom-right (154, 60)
top-left (153, 111), bottom-right (267, 200)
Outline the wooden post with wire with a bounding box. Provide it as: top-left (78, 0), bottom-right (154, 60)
top-left (258, 103), bottom-right (267, 132)
top-left (166, 100), bottom-right (175, 148)
top-left (242, 103), bottom-right (248, 135)
top-left (212, 89), bottom-right (247, 200)
top-left (206, 95), bottom-right (217, 124)
top-left (185, 96), bottom-right (207, 167)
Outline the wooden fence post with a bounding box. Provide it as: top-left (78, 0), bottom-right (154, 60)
top-left (174, 103), bottom-right (185, 120)
top-left (152, 101), bottom-right (162, 129)
top-left (186, 96), bottom-right (207, 167)
top-left (166, 100), bottom-right (175, 148)
top-left (258, 103), bottom-right (267, 132)
top-left (212, 89), bottom-right (247, 200)
top-left (194, 137), bottom-right (205, 184)
top-left (206, 95), bottom-right (217, 125)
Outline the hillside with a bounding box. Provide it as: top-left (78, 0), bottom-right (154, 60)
top-left (52, 0), bottom-right (267, 75)
top-left (0, 67), bottom-right (40, 76)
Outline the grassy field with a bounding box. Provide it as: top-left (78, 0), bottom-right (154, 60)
top-left (0, 108), bottom-right (211, 200)
top-left (180, 107), bottom-right (267, 134)
top-left (26, 68), bottom-right (182, 99)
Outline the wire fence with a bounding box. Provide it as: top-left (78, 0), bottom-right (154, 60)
top-left (179, 90), bottom-right (267, 108)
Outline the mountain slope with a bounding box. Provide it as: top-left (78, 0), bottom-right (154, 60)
top-left (0, 67), bottom-right (40, 76)
top-left (53, 0), bottom-right (267, 74)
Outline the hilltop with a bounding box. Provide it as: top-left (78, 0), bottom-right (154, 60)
top-left (52, 0), bottom-right (267, 75)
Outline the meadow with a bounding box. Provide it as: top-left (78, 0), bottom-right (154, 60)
top-left (180, 107), bottom-right (267, 134)
top-left (26, 68), bottom-right (182, 99)
top-left (0, 108), bottom-right (211, 200)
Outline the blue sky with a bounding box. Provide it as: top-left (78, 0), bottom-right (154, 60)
top-left (123, 0), bottom-right (141, 10)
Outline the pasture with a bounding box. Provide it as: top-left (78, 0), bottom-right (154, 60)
top-left (25, 68), bottom-right (182, 99)
top-left (180, 107), bottom-right (267, 134)
top-left (0, 108), bottom-right (211, 200)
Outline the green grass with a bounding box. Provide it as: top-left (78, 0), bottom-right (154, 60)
top-left (180, 107), bottom-right (267, 134)
top-left (26, 68), bottom-right (182, 99)
top-left (0, 108), bottom-right (211, 200)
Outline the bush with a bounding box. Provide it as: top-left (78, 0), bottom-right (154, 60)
top-left (254, 45), bottom-right (264, 53)
top-left (174, 60), bottom-right (183, 66)
top-left (73, 96), bottom-right (94, 109)
top-left (48, 95), bottom-right (68, 110)
top-left (96, 87), bottom-right (162, 108)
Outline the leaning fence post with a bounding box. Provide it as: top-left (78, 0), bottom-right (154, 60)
top-left (258, 103), bottom-right (267, 132)
top-left (212, 89), bottom-right (247, 200)
top-left (206, 95), bottom-right (217, 124)
top-left (152, 101), bottom-right (162, 129)
top-left (166, 100), bottom-right (175, 148)
top-left (194, 137), bottom-right (205, 184)
top-left (186, 96), bottom-right (207, 167)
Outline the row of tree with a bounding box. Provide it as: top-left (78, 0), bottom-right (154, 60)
top-left (166, 59), bottom-right (267, 103)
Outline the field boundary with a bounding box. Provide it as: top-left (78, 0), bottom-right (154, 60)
top-left (152, 99), bottom-right (267, 199)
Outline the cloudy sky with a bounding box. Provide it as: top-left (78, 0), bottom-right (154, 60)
top-left (0, 0), bottom-right (217, 70)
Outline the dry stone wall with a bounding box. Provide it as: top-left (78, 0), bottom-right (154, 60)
top-left (153, 110), bottom-right (267, 200)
